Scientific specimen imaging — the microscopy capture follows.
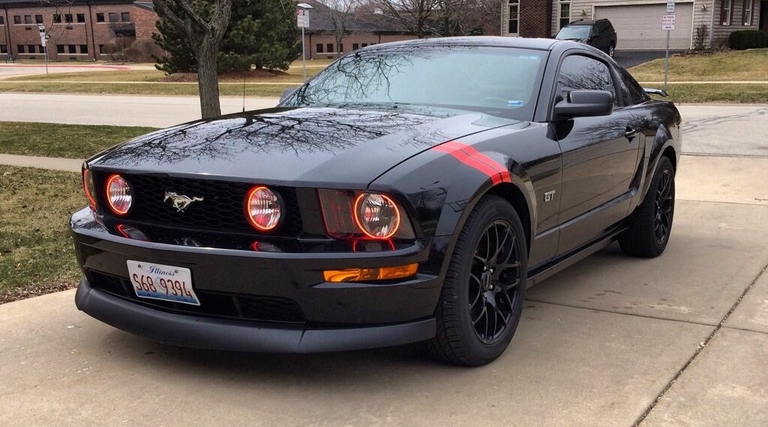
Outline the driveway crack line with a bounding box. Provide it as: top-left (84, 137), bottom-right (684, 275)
top-left (633, 259), bottom-right (768, 426)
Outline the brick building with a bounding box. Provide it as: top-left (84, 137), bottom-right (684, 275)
top-left (300, 1), bottom-right (418, 60)
top-left (0, 0), bottom-right (158, 61)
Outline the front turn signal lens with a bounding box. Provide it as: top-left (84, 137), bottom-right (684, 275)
top-left (245, 186), bottom-right (282, 231)
top-left (354, 193), bottom-right (401, 239)
top-left (83, 168), bottom-right (97, 211)
top-left (105, 174), bottom-right (132, 216)
top-left (323, 263), bottom-right (418, 283)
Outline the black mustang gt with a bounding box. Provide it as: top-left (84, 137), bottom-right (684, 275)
top-left (72, 37), bottom-right (681, 366)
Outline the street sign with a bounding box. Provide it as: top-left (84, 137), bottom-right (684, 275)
top-left (37, 24), bottom-right (46, 47)
top-left (662, 14), bottom-right (676, 31)
top-left (296, 9), bottom-right (309, 29)
top-left (667, 0), bottom-right (675, 13)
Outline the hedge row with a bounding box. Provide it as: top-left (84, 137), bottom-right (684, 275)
top-left (729, 30), bottom-right (768, 50)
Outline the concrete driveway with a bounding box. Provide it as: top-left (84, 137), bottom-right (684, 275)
top-left (0, 101), bottom-right (767, 426)
top-left (614, 50), bottom-right (684, 69)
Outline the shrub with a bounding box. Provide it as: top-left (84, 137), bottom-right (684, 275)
top-left (729, 30), bottom-right (768, 50)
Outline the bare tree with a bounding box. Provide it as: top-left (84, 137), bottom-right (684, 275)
top-left (316, 0), bottom-right (359, 55)
top-left (152, 0), bottom-right (233, 119)
top-left (374, 0), bottom-right (442, 38)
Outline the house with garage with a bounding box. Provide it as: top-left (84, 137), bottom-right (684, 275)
top-left (502, 1), bottom-right (766, 50)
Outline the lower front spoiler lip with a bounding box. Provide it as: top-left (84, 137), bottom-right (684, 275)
top-left (75, 278), bottom-right (436, 353)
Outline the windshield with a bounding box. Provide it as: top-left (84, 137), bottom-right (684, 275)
top-left (282, 46), bottom-right (547, 121)
top-left (556, 26), bottom-right (591, 40)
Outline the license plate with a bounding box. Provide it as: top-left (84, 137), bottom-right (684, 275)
top-left (126, 260), bottom-right (200, 306)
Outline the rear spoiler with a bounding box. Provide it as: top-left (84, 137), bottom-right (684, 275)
top-left (644, 88), bottom-right (668, 97)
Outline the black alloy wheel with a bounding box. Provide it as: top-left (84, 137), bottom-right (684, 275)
top-left (654, 169), bottom-right (674, 244)
top-left (427, 196), bottom-right (527, 366)
top-left (619, 156), bottom-right (675, 257)
top-left (469, 220), bottom-right (522, 344)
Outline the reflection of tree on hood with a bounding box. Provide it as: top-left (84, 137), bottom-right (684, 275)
top-left (96, 108), bottom-right (442, 167)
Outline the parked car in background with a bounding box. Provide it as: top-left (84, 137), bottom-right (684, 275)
top-left (72, 37), bottom-right (680, 366)
top-left (556, 19), bottom-right (618, 57)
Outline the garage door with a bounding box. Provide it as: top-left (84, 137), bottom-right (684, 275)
top-left (594, 3), bottom-right (693, 50)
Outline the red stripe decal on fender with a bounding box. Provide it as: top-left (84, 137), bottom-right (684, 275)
top-left (433, 141), bottom-right (511, 185)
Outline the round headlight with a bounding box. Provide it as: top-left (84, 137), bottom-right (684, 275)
top-left (105, 174), bottom-right (132, 216)
top-left (245, 186), bottom-right (282, 231)
top-left (353, 193), bottom-right (401, 239)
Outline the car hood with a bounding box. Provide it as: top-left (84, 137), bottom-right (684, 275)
top-left (88, 106), bottom-right (518, 187)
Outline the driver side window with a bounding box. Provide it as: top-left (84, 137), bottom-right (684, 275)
top-left (555, 55), bottom-right (617, 106)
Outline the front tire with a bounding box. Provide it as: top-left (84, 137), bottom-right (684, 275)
top-left (427, 196), bottom-right (527, 366)
top-left (619, 156), bottom-right (675, 257)
top-left (608, 43), bottom-right (616, 58)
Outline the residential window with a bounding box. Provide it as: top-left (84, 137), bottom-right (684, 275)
top-left (17, 45), bottom-right (24, 54)
top-left (96, 13), bottom-right (105, 22)
top-left (0, 16), bottom-right (4, 25)
top-left (39, 45), bottom-right (44, 53)
top-left (24, 15), bottom-right (34, 24)
top-left (108, 12), bottom-right (118, 23)
top-left (316, 43), bottom-right (323, 53)
top-left (743, 0), bottom-right (753, 25)
top-left (352, 43), bottom-right (359, 50)
top-left (80, 44), bottom-right (88, 54)
top-left (508, 0), bottom-right (519, 35)
top-left (0, 45), bottom-right (7, 54)
top-left (722, 0), bottom-right (733, 25)
top-left (361, 43), bottom-right (368, 48)
top-left (121, 12), bottom-right (130, 22)
top-left (27, 45), bottom-right (36, 53)
top-left (68, 45), bottom-right (76, 54)
top-left (339, 43), bottom-right (344, 53)
top-left (99, 44), bottom-right (105, 54)
top-left (558, 1), bottom-right (571, 31)
top-left (53, 14), bottom-right (61, 24)
top-left (65, 14), bottom-right (73, 23)
top-left (57, 44), bottom-right (65, 54)
top-left (13, 15), bottom-right (21, 25)
top-left (35, 15), bottom-right (43, 24)
top-left (326, 43), bottom-right (334, 53)
top-left (77, 13), bottom-right (85, 23)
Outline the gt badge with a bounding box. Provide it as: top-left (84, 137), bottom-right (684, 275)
top-left (164, 192), bottom-right (204, 212)
top-left (544, 190), bottom-right (556, 203)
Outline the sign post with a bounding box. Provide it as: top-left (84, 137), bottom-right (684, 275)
top-left (38, 24), bottom-right (48, 75)
top-left (662, 0), bottom-right (676, 91)
top-left (296, 4), bottom-right (312, 82)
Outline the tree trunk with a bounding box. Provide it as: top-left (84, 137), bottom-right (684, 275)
top-left (196, 36), bottom-right (221, 119)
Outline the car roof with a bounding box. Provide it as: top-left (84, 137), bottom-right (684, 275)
top-left (361, 36), bottom-right (560, 52)
top-left (565, 19), bottom-right (609, 26)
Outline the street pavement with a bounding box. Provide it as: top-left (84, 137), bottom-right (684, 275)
top-left (0, 99), bottom-right (767, 426)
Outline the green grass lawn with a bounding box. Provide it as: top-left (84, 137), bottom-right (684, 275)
top-left (0, 122), bottom-right (156, 159)
top-left (0, 60), bottom-right (329, 97)
top-left (629, 48), bottom-right (768, 103)
top-left (0, 166), bottom-right (83, 303)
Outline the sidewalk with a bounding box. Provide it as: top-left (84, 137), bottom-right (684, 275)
top-left (0, 153), bottom-right (81, 172)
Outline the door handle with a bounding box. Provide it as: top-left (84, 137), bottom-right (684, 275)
top-left (624, 127), bottom-right (637, 141)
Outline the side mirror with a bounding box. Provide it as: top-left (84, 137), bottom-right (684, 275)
top-left (554, 90), bottom-right (614, 119)
top-left (280, 86), bottom-right (299, 103)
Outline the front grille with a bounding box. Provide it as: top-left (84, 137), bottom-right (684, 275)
top-left (98, 173), bottom-right (303, 237)
top-left (88, 270), bottom-right (306, 324)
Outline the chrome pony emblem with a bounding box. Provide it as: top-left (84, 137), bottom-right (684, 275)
top-left (164, 192), bottom-right (204, 212)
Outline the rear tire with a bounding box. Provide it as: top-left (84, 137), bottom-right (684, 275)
top-left (608, 43), bottom-right (616, 58)
top-left (619, 156), bottom-right (675, 257)
top-left (427, 196), bottom-right (527, 366)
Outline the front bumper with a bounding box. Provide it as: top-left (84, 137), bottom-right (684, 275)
top-left (71, 208), bottom-right (443, 351)
top-left (76, 279), bottom-right (436, 352)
